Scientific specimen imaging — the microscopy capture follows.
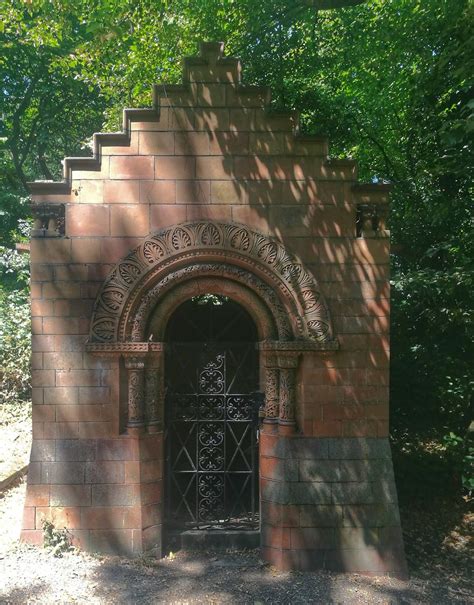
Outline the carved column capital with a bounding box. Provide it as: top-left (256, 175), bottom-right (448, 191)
top-left (145, 348), bottom-right (165, 433)
top-left (263, 367), bottom-right (280, 426)
top-left (125, 358), bottom-right (145, 431)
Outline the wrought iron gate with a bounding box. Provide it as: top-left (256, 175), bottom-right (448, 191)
top-left (165, 343), bottom-right (261, 530)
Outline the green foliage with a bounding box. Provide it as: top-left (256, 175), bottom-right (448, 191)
top-left (42, 519), bottom-right (73, 557)
top-left (443, 432), bottom-right (474, 495)
top-left (0, 246), bottom-right (31, 414)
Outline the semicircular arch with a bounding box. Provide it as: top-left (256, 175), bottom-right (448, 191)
top-left (145, 275), bottom-right (279, 342)
top-left (89, 221), bottom-right (334, 343)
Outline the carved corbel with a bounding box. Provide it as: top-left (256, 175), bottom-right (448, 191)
top-left (124, 357), bottom-right (146, 432)
top-left (356, 203), bottom-right (389, 238)
top-left (31, 203), bottom-right (65, 237)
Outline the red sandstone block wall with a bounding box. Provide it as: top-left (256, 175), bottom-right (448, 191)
top-left (30, 54), bottom-right (389, 442)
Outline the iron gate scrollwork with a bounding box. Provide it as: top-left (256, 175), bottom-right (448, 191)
top-left (165, 343), bottom-right (262, 530)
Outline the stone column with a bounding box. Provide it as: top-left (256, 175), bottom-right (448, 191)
top-left (125, 357), bottom-right (146, 433)
top-left (263, 353), bottom-right (280, 428)
top-left (145, 349), bottom-right (165, 433)
top-left (278, 353), bottom-right (299, 435)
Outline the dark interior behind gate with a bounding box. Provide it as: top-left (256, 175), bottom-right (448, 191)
top-left (164, 296), bottom-right (261, 538)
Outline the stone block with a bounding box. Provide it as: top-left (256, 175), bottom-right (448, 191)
top-left (36, 506), bottom-right (81, 530)
top-left (50, 484), bottom-right (91, 506)
top-left (92, 484), bottom-right (140, 506)
top-left (141, 482), bottom-right (162, 506)
top-left (101, 132), bottom-right (138, 156)
top-left (286, 438), bottom-right (329, 460)
top-left (149, 205), bottom-right (187, 231)
top-left (31, 370), bottom-right (55, 387)
top-left (30, 239), bottom-right (72, 264)
top-left (43, 352), bottom-right (83, 371)
top-left (20, 530), bottom-right (44, 546)
top-left (195, 82), bottom-right (226, 106)
top-left (155, 156), bottom-right (195, 179)
top-left (55, 439), bottom-right (97, 462)
top-left (338, 459), bottom-right (392, 482)
top-left (25, 485), bottom-right (51, 507)
top-left (30, 440), bottom-right (56, 462)
top-left (110, 156), bottom-right (154, 180)
top-left (261, 525), bottom-right (291, 550)
top-left (299, 505), bottom-right (343, 528)
top-left (103, 180), bottom-right (141, 204)
top-left (186, 204), bottom-right (232, 222)
top-left (140, 180), bottom-right (176, 204)
top-left (27, 462), bottom-right (41, 484)
top-left (140, 107), bottom-right (194, 131)
top-left (42, 461), bottom-right (85, 485)
top-left (81, 506), bottom-right (140, 529)
top-left (249, 132), bottom-right (284, 155)
top-left (78, 387), bottom-right (110, 405)
top-left (56, 369), bottom-right (102, 388)
top-left (342, 503), bottom-right (400, 528)
top-left (176, 180), bottom-right (210, 204)
top-left (299, 460), bottom-right (340, 482)
top-left (99, 237), bottom-right (142, 264)
top-left (110, 205), bottom-right (150, 237)
top-left (196, 156), bottom-right (233, 180)
top-left (260, 456), bottom-right (298, 482)
top-left (30, 264), bottom-right (54, 282)
top-left (211, 180), bottom-right (247, 204)
top-left (22, 508), bottom-right (36, 530)
top-left (328, 438), bottom-right (391, 460)
top-left (138, 131), bottom-right (174, 155)
top-left (142, 524), bottom-right (162, 554)
top-left (175, 132), bottom-right (209, 155)
top-left (85, 461), bottom-right (125, 484)
top-left (195, 107), bottom-right (230, 131)
top-left (67, 205), bottom-right (110, 237)
top-left (74, 179), bottom-right (104, 204)
top-left (43, 387), bottom-right (79, 405)
top-left (209, 132), bottom-right (249, 155)
top-left (331, 482), bottom-right (374, 505)
top-left (289, 482), bottom-right (332, 505)
top-left (142, 503), bottom-right (161, 529)
top-left (97, 438), bottom-right (139, 461)
top-left (32, 405), bottom-right (55, 423)
top-left (290, 527), bottom-right (335, 550)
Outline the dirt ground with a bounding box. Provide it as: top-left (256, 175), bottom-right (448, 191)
top-left (1, 478), bottom-right (472, 605)
top-left (0, 411), bottom-right (31, 482)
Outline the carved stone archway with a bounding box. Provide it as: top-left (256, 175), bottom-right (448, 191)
top-left (88, 221), bottom-right (335, 345)
top-left (86, 221), bottom-right (338, 435)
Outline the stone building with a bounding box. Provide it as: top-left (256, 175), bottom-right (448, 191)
top-left (23, 42), bottom-right (407, 576)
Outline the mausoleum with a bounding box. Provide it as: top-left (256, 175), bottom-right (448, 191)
top-left (23, 42), bottom-right (407, 576)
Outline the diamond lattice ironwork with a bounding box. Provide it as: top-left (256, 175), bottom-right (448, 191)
top-left (165, 343), bottom-right (261, 530)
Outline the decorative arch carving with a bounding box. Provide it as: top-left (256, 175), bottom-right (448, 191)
top-left (145, 274), bottom-right (281, 342)
top-left (89, 221), bottom-right (334, 344)
top-left (130, 263), bottom-right (291, 342)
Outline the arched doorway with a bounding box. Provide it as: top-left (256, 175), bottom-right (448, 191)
top-left (162, 295), bottom-right (262, 548)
